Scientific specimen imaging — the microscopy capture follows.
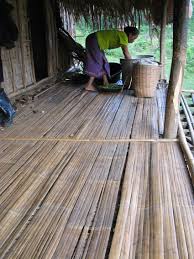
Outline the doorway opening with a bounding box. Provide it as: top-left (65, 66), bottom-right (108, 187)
top-left (28, 0), bottom-right (48, 81)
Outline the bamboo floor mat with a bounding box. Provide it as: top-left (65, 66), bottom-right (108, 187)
top-left (110, 143), bottom-right (194, 259)
top-left (0, 141), bottom-right (129, 258)
top-left (0, 83), bottom-right (161, 140)
top-left (0, 85), bottom-right (193, 258)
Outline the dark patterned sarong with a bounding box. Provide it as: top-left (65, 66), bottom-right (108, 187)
top-left (85, 33), bottom-right (110, 79)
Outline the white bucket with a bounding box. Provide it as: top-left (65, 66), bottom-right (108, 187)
top-left (133, 55), bottom-right (155, 60)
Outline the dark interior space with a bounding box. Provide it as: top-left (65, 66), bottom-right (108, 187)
top-left (28, 0), bottom-right (48, 81)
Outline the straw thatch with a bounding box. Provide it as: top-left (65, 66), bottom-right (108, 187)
top-left (59, 0), bottom-right (173, 28)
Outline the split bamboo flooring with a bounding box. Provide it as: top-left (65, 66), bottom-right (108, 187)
top-left (0, 83), bottom-right (193, 258)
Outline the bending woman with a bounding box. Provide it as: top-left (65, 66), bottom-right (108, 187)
top-left (84, 26), bottom-right (139, 91)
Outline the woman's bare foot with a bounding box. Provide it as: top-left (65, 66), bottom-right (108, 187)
top-left (84, 76), bottom-right (97, 91)
top-left (103, 74), bottom-right (109, 85)
top-left (85, 84), bottom-right (97, 92)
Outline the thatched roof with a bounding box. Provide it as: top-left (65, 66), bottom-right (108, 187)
top-left (59, 0), bottom-right (173, 27)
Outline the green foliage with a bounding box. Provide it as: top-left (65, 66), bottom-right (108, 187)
top-left (76, 12), bottom-right (194, 89)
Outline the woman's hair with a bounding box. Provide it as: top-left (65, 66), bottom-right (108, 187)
top-left (124, 26), bottom-right (139, 36)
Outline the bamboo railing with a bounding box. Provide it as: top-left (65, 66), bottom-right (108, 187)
top-left (179, 91), bottom-right (194, 185)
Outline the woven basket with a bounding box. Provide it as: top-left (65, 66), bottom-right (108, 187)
top-left (132, 63), bottom-right (161, 97)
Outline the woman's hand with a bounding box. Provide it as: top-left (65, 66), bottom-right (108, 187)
top-left (121, 45), bottom-right (131, 59)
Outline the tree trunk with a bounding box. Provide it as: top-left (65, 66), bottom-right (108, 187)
top-left (164, 0), bottom-right (190, 138)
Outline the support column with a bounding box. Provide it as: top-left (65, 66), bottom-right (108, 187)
top-left (164, 0), bottom-right (190, 138)
top-left (45, 0), bottom-right (58, 76)
top-left (160, 0), bottom-right (168, 79)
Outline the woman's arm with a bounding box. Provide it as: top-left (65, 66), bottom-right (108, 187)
top-left (121, 45), bottom-right (131, 59)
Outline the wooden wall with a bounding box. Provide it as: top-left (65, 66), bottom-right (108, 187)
top-left (57, 2), bottom-right (76, 70)
top-left (1, 0), bottom-right (35, 95)
top-left (1, 0), bottom-right (72, 96)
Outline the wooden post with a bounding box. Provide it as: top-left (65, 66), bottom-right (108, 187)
top-left (164, 0), bottom-right (190, 138)
top-left (160, 0), bottom-right (168, 79)
top-left (44, 0), bottom-right (58, 76)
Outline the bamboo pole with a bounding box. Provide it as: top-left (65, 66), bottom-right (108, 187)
top-left (160, 0), bottom-right (168, 79)
top-left (180, 95), bottom-right (194, 144)
top-left (0, 137), bottom-right (178, 143)
top-left (178, 119), bottom-right (194, 185)
top-left (164, 0), bottom-right (190, 138)
top-left (182, 89), bottom-right (194, 93)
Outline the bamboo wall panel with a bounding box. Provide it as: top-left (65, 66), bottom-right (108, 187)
top-left (45, 0), bottom-right (58, 75)
top-left (9, 0), bottom-right (24, 90)
top-left (1, 0), bottom-right (35, 94)
top-left (1, 0), bottom-right (24, 93)
top-left (1, 0), bottom-right (66, 95)
top-left (1, 50), bottom-right (14, 94)
top-left (9, 46), bottom-right (24, 90)
top-left (59, 4), bottom-right (75, 37)
top-left (57, 3), bottom-right (76, 69)
top-left (2, 43), bottom-right (23, 94)
top-left (17, 0), bottom-right (35, 86)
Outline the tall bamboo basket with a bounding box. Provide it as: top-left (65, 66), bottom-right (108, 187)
top-left (132, 62), bottom-right (162, 97)
top-left (120, 55), bottom-right (154, 89)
